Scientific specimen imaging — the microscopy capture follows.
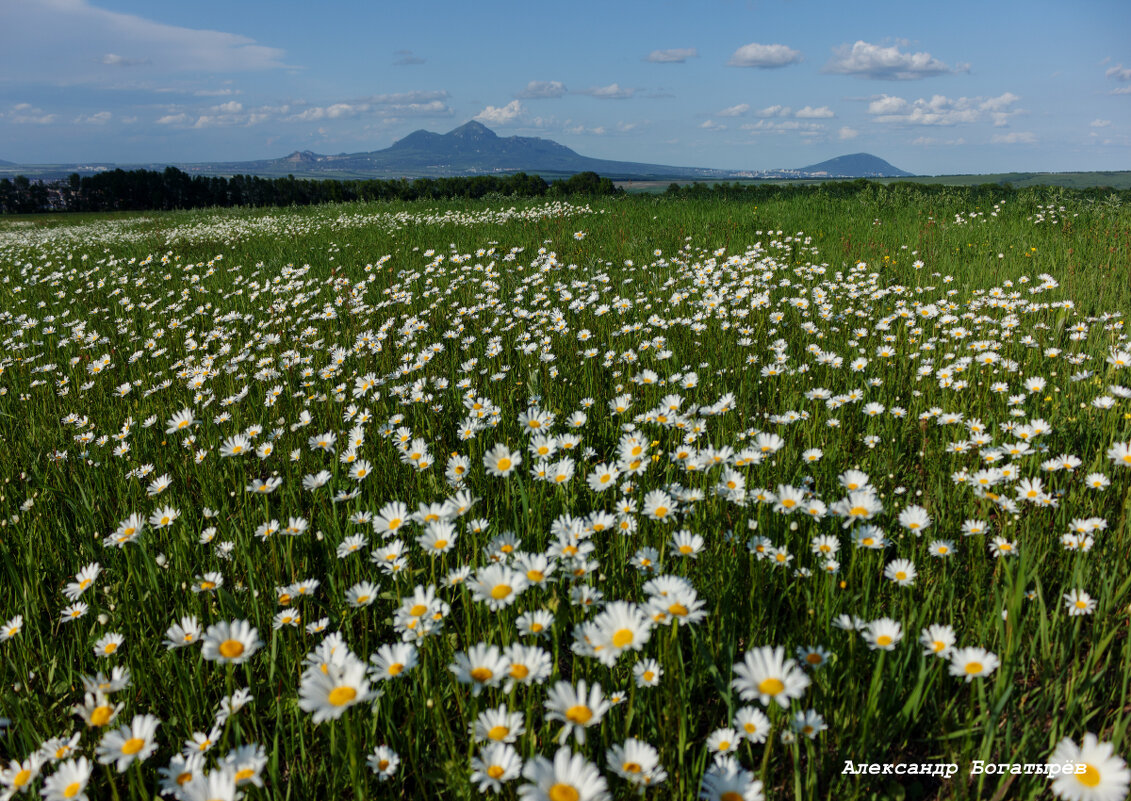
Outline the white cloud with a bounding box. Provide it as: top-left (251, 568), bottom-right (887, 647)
top-left (1113, 87), bottom-right (1131, 95)
top-left (757, 105), bottom-right (792, 117)
top-left (991, 132), bottom-right (1037, 144)
top-left (576, 83), bottom-right (635, 99)
top-left (716, 103), bottom-right (750, 117)
top-left (868, 92), bottom-right (1021, 126)
top-left (912, 136), bottom-right (965, 146)
top-left (741, 119), bottom-right (825, 135)
top-left (796, 105), bottom-right (834, 119)
top-left (155, 112), bottom-right (189, 125)
top-left (646, 48), bottom-right (698, 63)
top-left (1106, 64), bottom-right (1131, 81)
top-left (838, 127), bottom-right (859, 140)
top-left (75, 110), bottom-right (112, 124)
top-left (3, 0), bottom-right (289, 85)
top-left (699, 119), bottom-right (726, 131)
top-left (7, 104), bottom-right (57, 124)
top-left (515, 81), bottom-right (567, 99)
top-left (727, 43), bottom-right (803, 69)
top-left (825, 41), bottom-right (961, 80)
top-left (1091, 119), bottom-right (1113, 128)
top-left (474, 100), bottom-right (525, 125)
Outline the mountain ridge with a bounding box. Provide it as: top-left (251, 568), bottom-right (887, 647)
top-left (0, 122), bottom-right (915, 180)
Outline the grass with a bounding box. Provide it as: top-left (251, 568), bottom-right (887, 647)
top-left (0, 190), bottom-right (1129, 800)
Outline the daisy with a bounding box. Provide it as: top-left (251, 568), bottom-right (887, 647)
top-left (607, 738), bottom-right (666, 788)
top-left (791, 709), bottom-right (827, 739)
top-left (948, 647), bottom-right (1000, 681)
top-left (470, 742), bottom-right (523, 794)
top-left (95, 714), bottom-right (160, 772)
top-left (484, 444), bottom-right (522, 478)
top-left (699, 757), bottom-right (764, 801)
top-left (884, 558), bottom-right (917, 587)
top-left (590, 601), bottom-right (652, 666)
top-left (470, 564), bottom-right (528, 611)
top-left (730, 646), bottom-right (810, 708)
top-left (734, 706), bottom-right (771, 743)
top-left (346, 581), bottom-right (378, 608)
top-left (201, 621), bottom-right (262, 665)
top-left (1064, 589), bottom-right (1097, 617)
top-left (0, 615), bottom-right (22, 642)
top-left (367, 746), bottom-right (400, 781)
top-left (862, 618), bottom-right (903, 651)
top-left (517, 747), bottom-right (608, 801)
top-left (40, 757), bottom-right (92, 801)
top-left (450, 644), bottom-right (510, 696)
top-left (472, 704), bottom-right (526, 744)
top-left (163, 615), bottom-right (202, 650)
top-left (93, 633), bottom-right (124, 658)
top-left (641, 489), bottom-right (676, 521)
top-left (633, 659), bottom-right (662, 688)
top-left (544, 680), bottom-right (610, 745)
top-left (920, 624), bottom-right (956, 658)
top-left (671, 530), bottom-right (704, 558)
top-left (368, 642), bottom-right (418, 681)
top-left (1048, 733), bottom-right (1130, 801)
top-left (297, 652), bottom-right (370, 723)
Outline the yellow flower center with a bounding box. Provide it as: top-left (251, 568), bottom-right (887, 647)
top-left (496, 457), bottom-right (512, 471)
top-left (758, 677), bottom-right (785, 696)
top-left (895, 572), bottom-right (907, 581)
top-left (121, 737), bottom-right (146, 755)
top-left (623, 761), bottom-right (642, 773)
top-left (964, 662), bottom-right (983, 675)
top-left (549, 784), bottom-right (579, 801)
top-left (90, 705), bottom-right (113, 726)
top-left (64, 782), bottom-right (82, 798)
top-left (235, 768), bottom-right (255, 782)
top-left (1078, 764), bottom-right (1101, 787)
top-left (849, 506), bottom-right (868, 516)
top-left (487, 725), bottom-right (510, 741)
top-left (13, 770), bottom-right (31, 788)
top-left (876, 635), bottom-right (893, 647)
top-left (490, 584), bottom-right (512, 600)
top-left (328, 686), bottom-right (357, 706)
top-left (669, 603), bottom-right (689, 617)
top-left (510, 664), bottom-right (529, 679)
top-left (470, 667), bottom-right (493, 683)
top-left (487, 765), bottom-right (506, 779)
top-left (612, 629), bottom-right (634, 648)
top-left (388, 663), bottom-right (404, 676)
top-left (219, 639), bottom-right (245, 659)
top-left (565, 705), bottom-right (592, 724)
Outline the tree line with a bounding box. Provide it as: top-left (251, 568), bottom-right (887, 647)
top-left (663, 177), bottom-right (1131, 205)
top-left (0, 168), bottom-right (621, 214)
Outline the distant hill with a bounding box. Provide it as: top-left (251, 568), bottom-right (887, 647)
top-left (798, 153), bottom-right (912, 178)
top-left (193, 121), bottom-right (732, 181)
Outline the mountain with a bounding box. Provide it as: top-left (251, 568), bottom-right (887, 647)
top-left (797, 153), bottom-right (912, 178)
top-left (0, 126), bottom-right (916, 182)
top-left (193, 121), bottom-right (731, 180)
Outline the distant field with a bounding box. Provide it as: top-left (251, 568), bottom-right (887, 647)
top-left (1, 192), bottom-right (1130, 800)
top-left (619, 171), bottom-right (1131, 192)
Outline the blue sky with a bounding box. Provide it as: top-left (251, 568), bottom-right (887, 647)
top-left (2, 0), bottom-right (1128, 174)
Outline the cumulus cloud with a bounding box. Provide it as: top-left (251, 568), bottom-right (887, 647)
top-left (868, 92), bottom-right (1021, 126)
top-left (1106, 63), bottom-right (1131, 81)
top-left (699, 119), bottom-right (726, 131)
top-left (576, 83), bottom-right (635, 99)
top-left (474, 100), bottom-right (525, 125)
top-left (74, 110), bottom-right (112, 124)
top-left (824, 41), bottom-right (963, 80)
top-left (7, 103), bottom-right (57, 124)
top-left (393, 50), bottom-right (425, 66)
top-left (795, 105), bottom-right (834, 119)
top-left (1090, 119), bottom-right (1112, 128)
top-left (646, 48), bottom-right (698, 63)
top-left (5, 0), bottom-right (289, 84)
top-left (727, 42), bottom-right (803, 68)
top-left (716, 103), bottom-right (750, 117)
top-left (155, 112), bottom-right (189, 125)
top-left (741, 119), bottom-right (825, 136)
top-left (838, 126), bottom-right (859, 140)
top-left (757, 105), bottom-right (792, 117)
top-left (285, 93), bottom-right (451, 123)
top-left (991, 132), bottom-right (1037, 144)
top-left (515, 80), bottom-right (567, 99)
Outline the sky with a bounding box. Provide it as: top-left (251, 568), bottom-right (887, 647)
top-left (1, 0), bottom-right (1129, 174)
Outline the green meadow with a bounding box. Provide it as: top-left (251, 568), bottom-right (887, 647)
top-left (1, 188), bottom-right (1130, 800)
